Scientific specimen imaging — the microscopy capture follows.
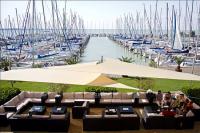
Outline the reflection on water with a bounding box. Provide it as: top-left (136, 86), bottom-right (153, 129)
top-left (80, 37), bottom-right (148, 65)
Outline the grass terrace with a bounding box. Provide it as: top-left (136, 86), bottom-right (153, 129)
top-left (1, 77), bottom-right (200, 93)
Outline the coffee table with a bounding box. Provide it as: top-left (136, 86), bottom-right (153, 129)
top-left (119, 106), bottom-right (133, 114)
top-left (105, 107), bottom-right (118, 115)
top-left (29, 106), bottom-right (46, 115)
top-left (52, 106), bottom-right (67, 114)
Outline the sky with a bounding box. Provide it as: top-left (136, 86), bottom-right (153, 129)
top-left (1, 0), bottom-right (200, 30)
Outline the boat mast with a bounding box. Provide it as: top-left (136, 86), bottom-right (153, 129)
top-left (32, 0), bottom-right (35, 67)
top-left (166, 3), bottom-right (168, 40)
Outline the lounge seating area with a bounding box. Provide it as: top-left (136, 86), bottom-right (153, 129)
top-left (83, 106), bottom-right (140, 131)
top-left (1, 91), bottom-right (200, 132)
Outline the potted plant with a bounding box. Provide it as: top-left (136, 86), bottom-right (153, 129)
top-left (173, 56), bottom-right (185, 72)
top-left (118, 56), bottom-right (134, 63)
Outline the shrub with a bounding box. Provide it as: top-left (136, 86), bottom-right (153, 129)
top-left (182, 87), bottom-right (200, 105)
top-left (85, 86), bottom-right (117, 92)
top-left (0, 87), bottom-right (20, 105)
top-left (136, 78), bottom-right (155, 90)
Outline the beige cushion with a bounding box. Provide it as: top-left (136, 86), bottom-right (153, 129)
top-left (14, 114), bottom-right (29, 118)
top-left (31, 98), bottom-right (41, 103)
top-left (112, 93), bottom-right (122, 99)
top-left (100, 99), bottom-right (112, 104)
top-left (186, 110), bottom-right (194, 117)
top-left (82, 101), bottom-right (88, 107)
top-left (61, 99), bottom-right (74, 103)
top-left (51, 114), bottom-right (66, 119)
top-left (18, 91), bottom-right (25, 100)
top-left (104, 115), bottom-right (118, 118)
top-left (111, 99), bottom-right (122, 103)
top-left (121, 99), bottom-right (133, 103)
top-left (139, 92), bottom-right (146, 99)
top-left (6, 112), bottom-right (14, 118)
top-left (12, 96), bottom-right (20, 106)
top-left (31, 115), bottom-right (49, 119)
top-left (0, 106), bottom-right (5, 113)
top-left (46, 99), bottom-right (55, 103)
top-left (120, 114), bottom-right (137, 117)
top-left (101, 93), bottom-right (112, 99)
top-left (48, 92), bottom-right (56, 99)
top-left (85, 115), bottom-right (102, 118)
top-left (83, 99), bottom-right (95, 103)
top-left (63, 93), bottom-right (74, 99)
top-left (74, 92), bottom-right (84, 99)
top-left (121, 93), bottom-right (133, 99)
top-left (193, 103), bottom-right (200, 109)
top-left (32, 92), bottom-right (43, 98)
top-left (84, 92), bottom-right (95, 99)
top-left (24, 91), bottom-right (31, 98)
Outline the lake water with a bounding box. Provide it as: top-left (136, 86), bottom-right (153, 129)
top-left (80, 37), bottom-right (149, 65)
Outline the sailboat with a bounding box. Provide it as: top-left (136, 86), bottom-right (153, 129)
top-left (167, 11), bottom-right (189, 54)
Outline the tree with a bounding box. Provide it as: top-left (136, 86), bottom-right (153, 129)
top-left (173, 56), bottom-right (185, 72)
top-left (0, 58), bottom-right (11, 71)
top-left (149, 59), bottom-right (157, 68)
top-left (118, 56), bottom-right (134, 63)
top-left (65, 54), bottom-right (79, 65)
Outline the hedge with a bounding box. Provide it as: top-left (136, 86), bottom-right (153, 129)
top-left (85, 86), bottom-right (117, 92)
top-left (0, 87), bottom-right (21, 105)
top-left (182, 87), bottom-right (200, 105)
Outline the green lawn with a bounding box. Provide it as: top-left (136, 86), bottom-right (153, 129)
top-left (0, 80), bottom-right (136, 92)
top-left (113, 77), bottom-right (200, 92)
top-left (1, 77), bottom-right (200, 93)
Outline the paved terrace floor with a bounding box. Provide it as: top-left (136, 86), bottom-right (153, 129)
top-left (1, 107), bottom-right (200, 133)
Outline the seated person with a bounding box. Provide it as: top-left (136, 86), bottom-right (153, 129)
top-left (171, 95), bottom-right (181, 109)
top-left (156, 90), bottom-right (163, 106)
top-left (163, 92), bottom-right (172, 106)
top-left (179, 94), bottom-right (186, 107)
top-left (183, 99), bottom-right (193, 112)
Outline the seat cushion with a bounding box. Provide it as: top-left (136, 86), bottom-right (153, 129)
top-left (84, 92), bottom-right (95, 99)
top-left (101, 93), bottom-right (112, 99)
top-left (74, 92), bottom-right (84, 99)
top-left (63, 93), bottom-right (74, 99)
top-left (138, 92), bottom-right (146, 99)
top-left (46, 99), bottom-right (55, 103)
top-left (32, 92), bottom-right (43, 98)
top-left (113, 93), bottom-right (122, 99)
top-left (61, 99), bottom-right (74, 103)
top-left (0, 105), bottom-right (5, 113)
top-left (111, 99), bottom-right (122, 103)
top-left (83, 99), bottom-right (95, 103)
top-left (100, 99), bottom-right (112, 104)
top-left (121, 93), bottom-right (133, 99)
top-left (18, 91), bottom-right (25, 100)
top-left (48, 92), bottom-right (56, 99)
top-left (121, 99), bottom-right (134, 103)
top-left (31, 98), bottom-right (41, 103)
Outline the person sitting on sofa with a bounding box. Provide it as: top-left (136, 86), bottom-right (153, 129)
top-left (156, 90), bottom-right (163, 106)
top-left (171, 95), bottom-right (181, 109)
top-left (163, 92), bottom-right (172, 106)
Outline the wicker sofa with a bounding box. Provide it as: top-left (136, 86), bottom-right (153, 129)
top-left (142, 106), bottom-right (195, 129)
top-left (9, 112), bottom-right (70, 132)
top-left (0, 105), bottom-right (14, 126)
top-left (3, 92), bottom-right (45, 112)
top-left (83, 113), bottom-right (140, 131)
